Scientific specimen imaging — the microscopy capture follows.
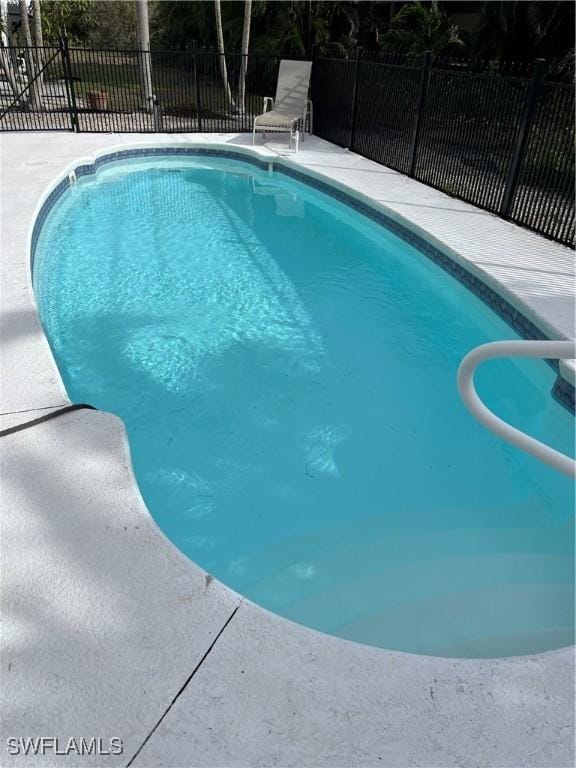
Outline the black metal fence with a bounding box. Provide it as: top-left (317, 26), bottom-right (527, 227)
top-left (0, 39), bottom-right (283, 133)
top-left (312, 53), bottom-right (574, 246)
top-left (1, 40), bottom-right (573, 246)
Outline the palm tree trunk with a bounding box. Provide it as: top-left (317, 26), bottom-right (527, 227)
top-left (18, 0), bottom-right (41, 109)
top-left (214, 0), bottom-right (235, 112)
top-left (31, 0), bottom-right (44, 97)
top-left (238, 0), bottom-right (252, 114)
top-left (135, 0), bottom-right (153, 110)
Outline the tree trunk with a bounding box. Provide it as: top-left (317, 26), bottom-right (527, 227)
top-left (0, 46), bottom-right (26, 105)
top-left (214, 0), bottom-right (235, 112)
top-left (18, 0), bottom-right (41, 109)
top-left (238, 0), bottom-right (252, 113)
top-left (0, 0), bottom-right (21, 99)
top-left (0, 0), bottom-right (9, 46)
top-left (31, 0), bottom-right (44, 97)
top-left (135, 0), bottom-right (153, 110)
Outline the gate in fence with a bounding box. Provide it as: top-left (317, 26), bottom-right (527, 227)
top-left (0, 42), bottom-right (72, 130)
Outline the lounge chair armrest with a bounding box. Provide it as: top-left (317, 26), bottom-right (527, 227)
top-left (263, 96), bottom-right (274, 112)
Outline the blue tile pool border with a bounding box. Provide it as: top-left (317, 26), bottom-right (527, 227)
top-left (31, 146), bottom-right (575, 414)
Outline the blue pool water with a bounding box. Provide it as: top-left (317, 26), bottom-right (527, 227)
top-left (34, 156), bottom-right (574, 658)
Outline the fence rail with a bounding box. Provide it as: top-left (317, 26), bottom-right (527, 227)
top-left (0, 40), bottom-right (573, 246)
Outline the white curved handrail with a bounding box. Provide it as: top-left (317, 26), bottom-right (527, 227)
top-left (457, 340), bottom-right (576, 478)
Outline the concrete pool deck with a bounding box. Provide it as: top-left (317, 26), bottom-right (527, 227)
top-left (1, 132), bottom-right (574, 767)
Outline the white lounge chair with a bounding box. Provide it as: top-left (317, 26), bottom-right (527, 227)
top-left (252, 59), bottom-right (313, 152)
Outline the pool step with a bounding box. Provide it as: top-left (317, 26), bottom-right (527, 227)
top-left (223, 518), bottom-right (574, 657)
top-left (330, 581), bottom-right (574, 657)
top-left (231, 515), bottom-right (571, 601)
top-left (252, 562), bottom-right (574, 657)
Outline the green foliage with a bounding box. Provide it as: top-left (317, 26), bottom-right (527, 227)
top-left (40, 0), bottom-right (94, 42)
top-left (32, 0), bottom-right (576, 66)
top-left (40, 0), bottom-right (138, 47)
top-left (151, 0), bottom-right (214, 50)
top-left (382, 1), bottom-right (464, 56)
top-left (472, 1), bottom-right (575, 62)
top-left (82, 1), bottom-right (138, 49)
top-left (151, 0), bottom-right (365, 56)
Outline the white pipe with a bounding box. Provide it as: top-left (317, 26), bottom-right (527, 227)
top-left (457, 340), bottom-right (576, 478)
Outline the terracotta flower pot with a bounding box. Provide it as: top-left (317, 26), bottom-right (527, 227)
top-left (87, 91), bottom-right (108, 111)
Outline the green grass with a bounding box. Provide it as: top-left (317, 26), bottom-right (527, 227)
top-left (66, 55), bottom-right (263, 117)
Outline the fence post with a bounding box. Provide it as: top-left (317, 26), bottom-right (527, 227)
top-left (192, 40), bottom-right (203, 132)
top-left (349, 48), bottom-right (361, 151)
top-left (409, 50), bottom-right (432, 178)
top-left (60, 36), bottom-right (79, 132)
top-left (500, 58), bottom-right (546, 219)
top-left (150, 94), bottom-right (163, 131)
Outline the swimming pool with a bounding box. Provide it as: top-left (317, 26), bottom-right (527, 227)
top-left (33, 152), bottom-right (574, 658)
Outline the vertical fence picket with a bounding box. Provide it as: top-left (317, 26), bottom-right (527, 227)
top-left (500, 58), bottom-right (546, 218)
top-left (409, 51), bottom-right (432, 178)
top-left (349, 51), bottom-right (360, 151)
top-left (192, 41), bottom-right (203, 132)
